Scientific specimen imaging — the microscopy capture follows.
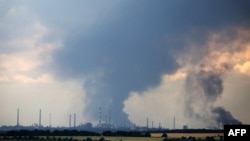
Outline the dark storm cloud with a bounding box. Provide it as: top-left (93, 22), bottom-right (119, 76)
top-left (13, 0), bottom-right (250, 125)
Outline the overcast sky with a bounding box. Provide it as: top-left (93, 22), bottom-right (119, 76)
top-left (1, 0), bottom-right (250, 129)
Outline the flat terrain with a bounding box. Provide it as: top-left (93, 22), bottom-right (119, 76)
top-left (152, 132), bottom-right (223, 138)
top-left (0, 133), bottom-right (224, 141)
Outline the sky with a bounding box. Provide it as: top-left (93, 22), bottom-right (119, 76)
top-left (0, 0), bottom-right (250, 129)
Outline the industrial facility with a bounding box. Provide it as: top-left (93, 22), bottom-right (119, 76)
top-left (0, 108), bottom-right (187, 133)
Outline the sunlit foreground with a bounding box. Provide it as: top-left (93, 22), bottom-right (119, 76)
top-left (151, 133), bottom-right (223, 138)
top-left (0, 133), bottom-right (224, 141)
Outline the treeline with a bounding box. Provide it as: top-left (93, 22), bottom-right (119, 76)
top-left (0, 130), bottom-right (151, 137)
top-left (0, 129), bottom-right (100, 137)
top-left (102, 131), bottom-right (150, 137)
top-left (150, 129), bottom-right (223, 133)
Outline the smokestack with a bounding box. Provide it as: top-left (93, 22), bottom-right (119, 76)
top-left (105, 114), bottom-right (107, 124)
top-left (39, 109), bottom-right (41, 127)
top-left (152, 121), bottom-right (154, 128)
top-left (108, 108), bottom-right (111, 125)
top-left (108, 109), bottom-right (111, 124)
top-left (173, 116), bottom-right (175, 129)
top-left (74, 113), bottom-right (76, 127)
top-left (17, 108), bottom-right (19, 126)
top-left (99, 107), bottom-right (102, 124)
top-left (49, 113), bottom-right (51, 127)
top-left (147, 117), bottom-right (148, 128)
top-left (69, 114), bottom-right (71, 128)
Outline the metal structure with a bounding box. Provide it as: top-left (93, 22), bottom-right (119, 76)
top-left (17, 108), bottom-right (19, 126)
top-left (74, 113), bottom-right (76, 128)
top-left (69, 114), bottom-right (71, 128)
top-left (39, 109), bottom-right (41, 127)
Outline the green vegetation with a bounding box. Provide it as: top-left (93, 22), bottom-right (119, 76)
top-left (0, 135), bottom-right (224, 141)
top-left (0, 129), bottom-right (224, 141)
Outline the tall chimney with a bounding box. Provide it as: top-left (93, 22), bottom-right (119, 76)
top-left (39, 109), bottom-right (41, 127)
top-left (74, 113), bottom-right (76, 127)
top-left (147, 117), bottom-right (148, 129)
top-left (49, 113), bottom-right (51, 127)
top-left (173, 116), bottom-right (175, 129)
top-left (17, 108), bottom-right (19, 126)
top-left (99, 107), bottom-right (102, 124)
top-left (108, 109), bottom-right (111, 125)
top-left (69, 114), bottom-right (71, 128)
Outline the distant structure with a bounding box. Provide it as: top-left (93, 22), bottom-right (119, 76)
top-left (17, 108), bottom-right (19, 126)
top-left (95, 108), bottom-right (114, 129)
top-left (105, 115), bottom-right (107, 124)
top-left (108, 109), bottom-right (111, 125)
top-left (39, 109), bottom-right (41, 127)
top-left (99, 107), bottom-right (102, 124)
top-left (99, 107), bottom-right (102, 125)
top-left (159, 122), bottom-right (162, 129)
top-left (0, 108), bottom-right (223, 133)
top-left (69, 114), bottom-right (71, 128)
top-left (74, 113), bottom-right (76, 128)
top-left (173, 116), bottom-right (175, 129)
top-left (147, 117), bottom-right (149, 129)
top-left (49, 113), bottom-right (51, 127)
top-left (183, 124), bottom-right (188, 129)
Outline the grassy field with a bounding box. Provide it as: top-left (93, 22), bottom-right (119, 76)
top-left (0, 137), bottom-right (162, 141)
top-left (0, 133), bottom-right (224, 141)
top-left (77, 136), bottom-right (164, 141)
top-left (0, 136), bottom-right (162, 141)
top-left (152, 132), bottom-right (223, 138)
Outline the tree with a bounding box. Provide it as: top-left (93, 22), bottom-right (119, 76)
top-left (85, 137), bottom-right (92, 141)
top-left (99, 137), bottom-right (105, 141)
top-left (162, 133), bottom-right (168, 137)
top-left (162, 137), bottom-right (168, 141)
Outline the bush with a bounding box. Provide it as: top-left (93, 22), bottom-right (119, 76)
top-left (162, 133), bottom-right (168, 137)
top-left (205, 136), bottom-right (215, 141)
top-left (99, 137), bottom-right (105, 141)
top-left (162, 137), bottom-right (168, 141)
top-left (188, 136), bottom-right (196, 141)
top-left (85, 137), bottom-right (92, 141)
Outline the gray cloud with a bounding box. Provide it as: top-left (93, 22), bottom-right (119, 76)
top-left (50, 1), bottom-right (250, 125)
top-left (2, 0), bottom-right (250, 126)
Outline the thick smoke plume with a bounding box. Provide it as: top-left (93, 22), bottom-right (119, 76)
top-left (182, 28), bottom-right (250, 128)
top-left (123, 28), bottom-right (250, 128)
top-left (212, 107), bottom-right (242, 125)
top-left (199, 71), bottom-right (223, 101)
top-left (184, 69), bottom-right (242, 127)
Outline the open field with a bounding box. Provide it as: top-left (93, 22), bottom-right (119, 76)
top-left (152, 132), bottom-right (223, 138)
top-left (76, 136), bottom-right (164, 141)
top-left (0, 137), bottom-right (162, 141)
top-left (0, 133), bottom-right (224, 141)
top-left (0, 138), bottom-right (222, 141)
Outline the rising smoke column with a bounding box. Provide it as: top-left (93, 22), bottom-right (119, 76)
top-left (182, 28), bottom-right (250, 128)
top-left (184, 69), bottom-right (242, 127)
top-left (123, 27), bottom-right (250, 128)
top-left (212, 107), bottom-right (242, 125)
